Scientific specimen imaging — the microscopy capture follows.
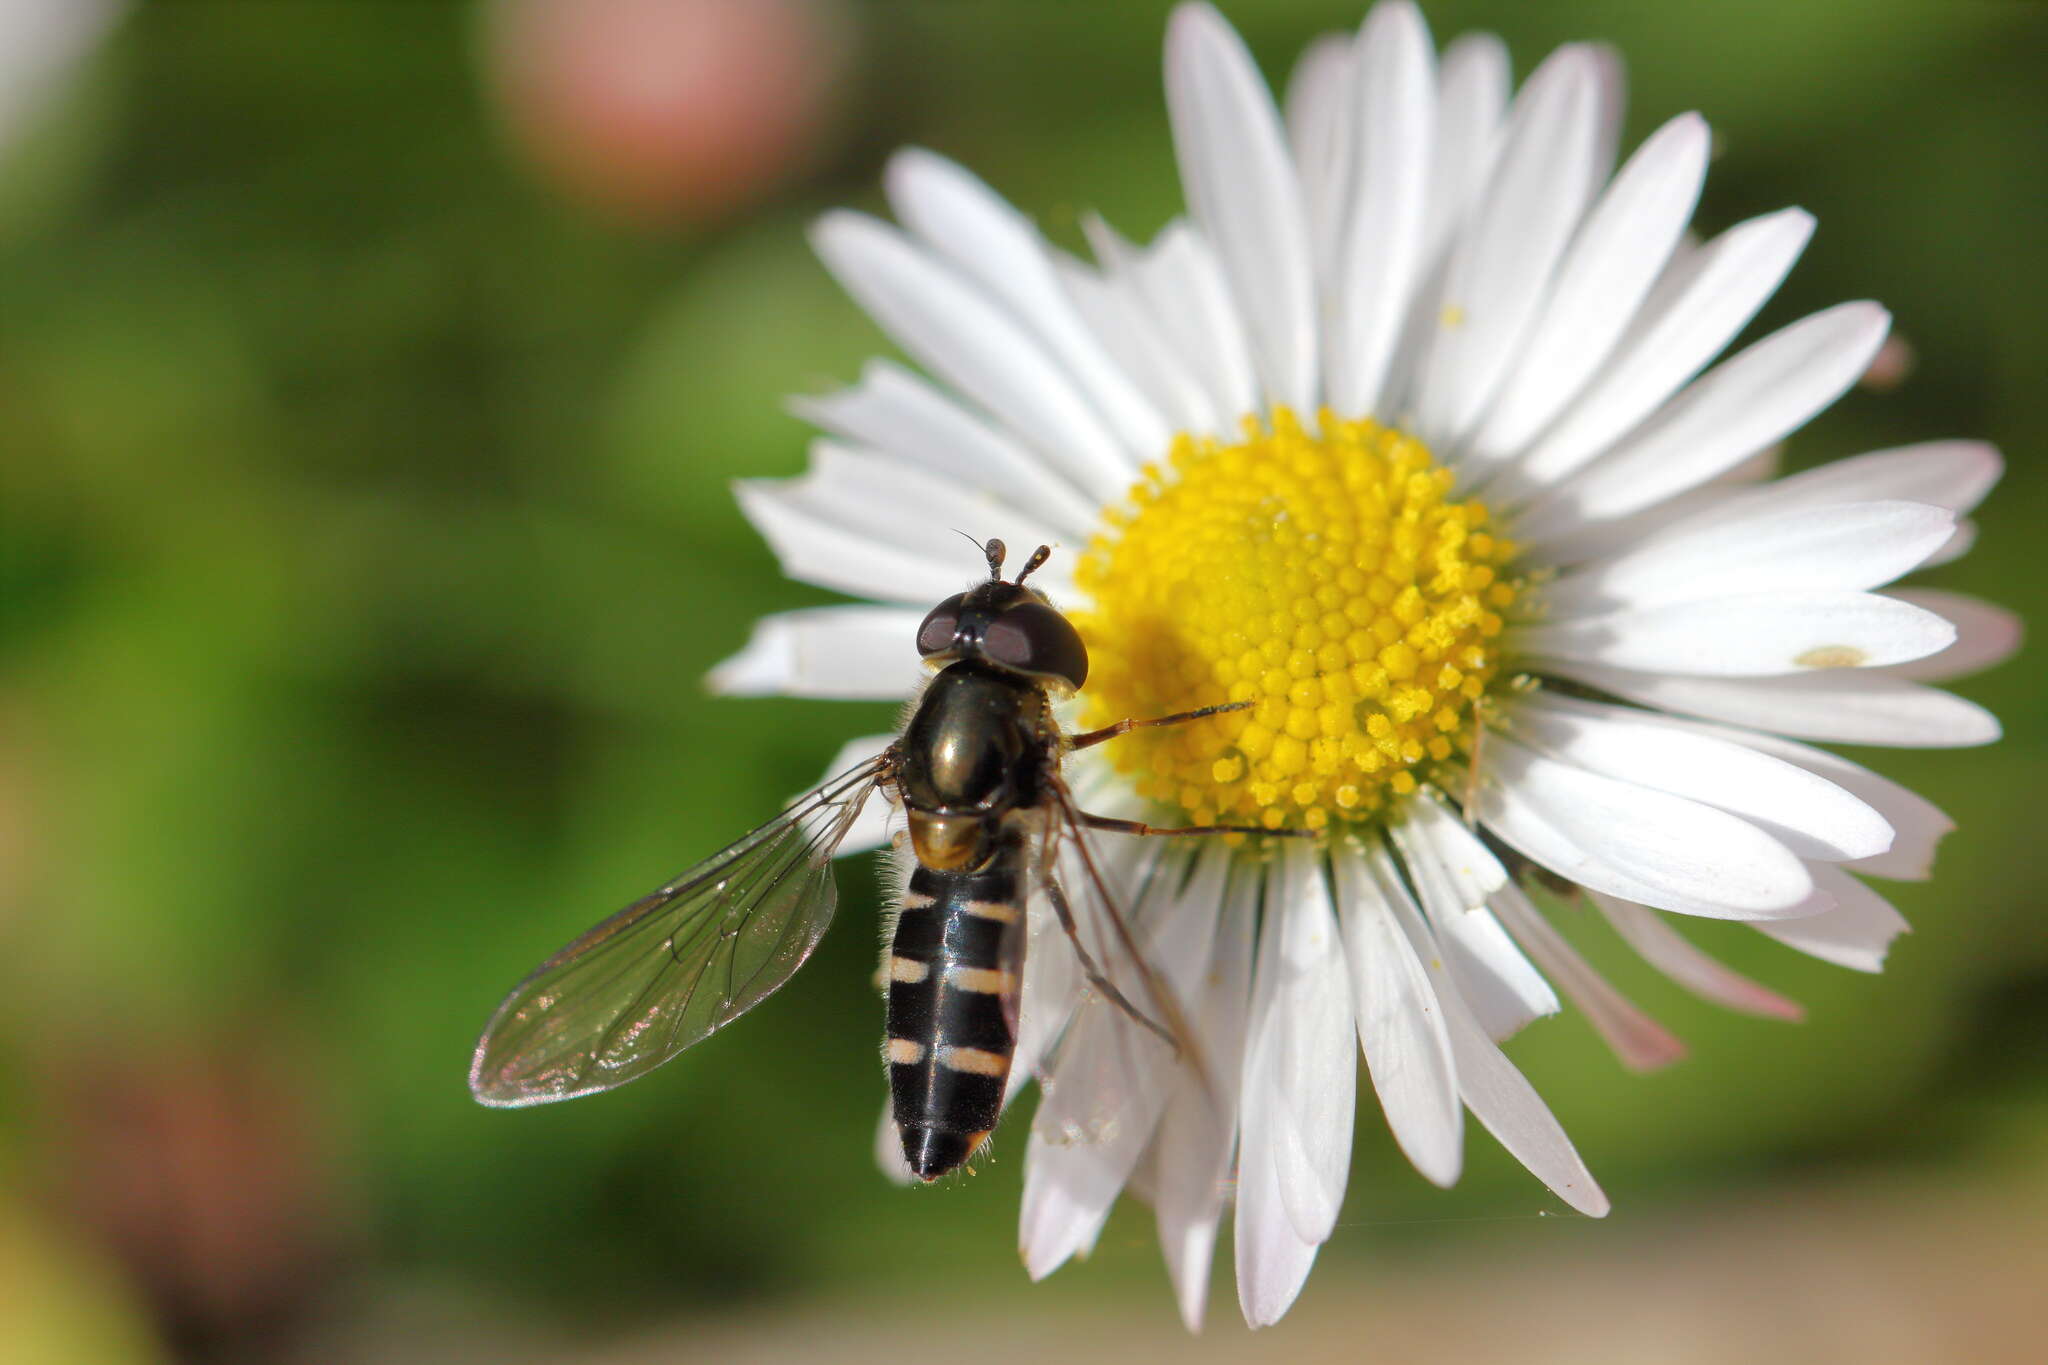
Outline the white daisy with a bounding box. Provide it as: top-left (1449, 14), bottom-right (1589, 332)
top-left (710, 0), bottom-right (2015, 1331)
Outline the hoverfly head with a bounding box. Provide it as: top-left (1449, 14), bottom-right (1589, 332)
top-left (915, 539), bottom-right (1087, 691)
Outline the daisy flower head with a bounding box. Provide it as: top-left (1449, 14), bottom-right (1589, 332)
top-left (711, 0), bottom-right (2015, 1331)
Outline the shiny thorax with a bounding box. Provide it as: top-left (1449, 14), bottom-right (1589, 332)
top-left (897, 662), bottom-right (1056, 869)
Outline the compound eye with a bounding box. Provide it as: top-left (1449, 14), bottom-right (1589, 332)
top-left (982, 601), bottom-right (1089, 689)
top-left (916, 594), bottom-right (967, 656)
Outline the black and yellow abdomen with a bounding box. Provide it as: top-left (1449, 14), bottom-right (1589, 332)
top-left (885, 830), bottom-right (1028, 1181)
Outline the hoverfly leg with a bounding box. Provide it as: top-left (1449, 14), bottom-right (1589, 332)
top-left (1069, 701), bottom-right (1314, 838)
top-left (1047, 781), bottom-right (1216, 1099)
top-left (1073, 810), bottom-right (1314, 841)
top-left (1043, 879), bottom-right (1178, 1054)
top-left (1067, 699), bottom-right (1250, 752)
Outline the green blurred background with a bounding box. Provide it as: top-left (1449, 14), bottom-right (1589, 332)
top-left (0, 1), bottom-right (2041, 1360)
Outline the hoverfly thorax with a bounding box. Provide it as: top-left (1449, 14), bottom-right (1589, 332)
top-left (896, 664), bottom-right (1044, 869)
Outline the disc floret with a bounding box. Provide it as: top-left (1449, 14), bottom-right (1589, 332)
top-left (1074, 408), bottom-right (1519, 833)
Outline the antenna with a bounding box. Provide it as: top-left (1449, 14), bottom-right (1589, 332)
top-left (1014, 544), bottom-right (1053, 585)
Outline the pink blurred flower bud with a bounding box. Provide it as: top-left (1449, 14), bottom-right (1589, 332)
top-left (1860, 333), bottom-right (1916, 392)
top-left (484, 0), bottom-right (847, 225)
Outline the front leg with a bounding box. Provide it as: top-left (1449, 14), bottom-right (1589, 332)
top-left (1064, 701), bottom-right (1311, 838)
top-left (1066, 700), bottom-right (1249, 751)
top-left (1073, 810), bottom-right (1313, 840)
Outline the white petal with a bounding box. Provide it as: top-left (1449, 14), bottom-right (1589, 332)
top-left (751, 441), bottom-right (1076, 599)
top-left (813, 733), bottom-right (900, 856)
top-left (1544, 660), bottom-right (2002, 748)
top-left (1609, 440), bottom-right (2006, 573)
top-left (1515, 590), bottom-right (1956, 677)
top-left (1152, 870), bottom-right (1258, 1333)
top-left (1520, 482), bottom-right (1743, 569)
top-left (1234, 892), bottom-right (1320, 1327)
top-left (1416, 44), bottom-right (1605, 446)
top-left (1517, 302), bottom-right (1891, 539)
top-left (1508, 208), bottom-right (1814, 498)
top-left (1021, 844), bottom-right (1225, 1277)
top-left (811, 211), bottom-right (1133, 502)
top-left (1881, 590), bottom-right (2023, 682)
top-left (1753, 863), bottom-right (1910, 972)
top-left (706, 606), bottom-right (922, 700)
top-left (1719, 445), bottom-right (1786, 486)
top-left (1016, 1144), bottom-right (1106, 1283)
top-left (1331, 840), bottom-right (1462, 1187)
top-left (1468, 112), bottom-right (1708, 465)
top-left (1477, 734), bottom-right (1815, 918)
top-left (885, 149), bottom-right (1171, 460)
top-left (1505, 693), bottom-right (1894, 862)
top-left (1518, 437), bottom-right (1777, 570)
top-left (1367, 846), bottom-right (1609, 1216)
top-left (873, 1101), bottom-right (915, 1186)
top-left (1165, 3), bottom-right (1318, 414)
top-left (1720, 439), bottom-right (2003, 519)
top-left (1533, 435), bottom-right (1784, 562)
top-left (1591, 892), bottom-right (1805, 1022)
top-left (1404, 789), bottom-right (1513, 906)
top-left (1265, 843), bottom-right (1355, 1244)
top-left (1541, 500), bottom-right (1957, 615)
top-left (1041, 830), bottom-right (1167, 1019)
top-left (1390, 806), bottom-right (1558, 1041)
top-left (1284, 30), bottom-right (1356, 283)
top-left (1421, 32), bottom-right (1510, 267)
top-left (1232, 1085), bottom-right (1320, 1328)
top-left (801, 440), bottom-right (1073, 580)
top-left (2, 0), bottom-right (121, 125)
top-left (1541, 437), bottom-right (1996, 572)
top-left (1055, 252), bottom-right (1222, 438)
top-left (1006, 883), bottom-right (1082, 1111)
top-left (1489, 883), bottom-right (1687, 1072)
top-left (1147, 222), bottom-right (1264, 428)
top-left (1155, 1164), bottom-right (1221, 1334)
top-left (1701, 726), bottom-right (1953, 881)
top-left (1326, 0), bottom-right (1434, 418)
top-left (1583, 43), bottom-right (1628, 187)
top-left (791, 360), bottom-right (1100, 535)
top-left (1089, 215), bottom-right (1259, 427)
top-left (732, 475), bottom-right (968, 608)
top-left (1921, 519), bottom-right (1978, 568)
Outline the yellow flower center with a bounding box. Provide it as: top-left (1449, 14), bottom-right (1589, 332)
top-left (1073, 408), bottom-right (1519, 833)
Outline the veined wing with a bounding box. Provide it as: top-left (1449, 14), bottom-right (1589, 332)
top-left (470, 755), bottom-right (891, 1107)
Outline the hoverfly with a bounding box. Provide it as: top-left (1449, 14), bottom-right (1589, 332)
top-left (469, 538), bottom-right (1283, 1180)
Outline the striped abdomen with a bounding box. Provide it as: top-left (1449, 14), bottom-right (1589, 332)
top-left (885, 835), bottom-right (1027, 1181)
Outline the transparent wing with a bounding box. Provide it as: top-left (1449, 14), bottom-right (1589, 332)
top-left (469, 756), bottom-right (890, 1107)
